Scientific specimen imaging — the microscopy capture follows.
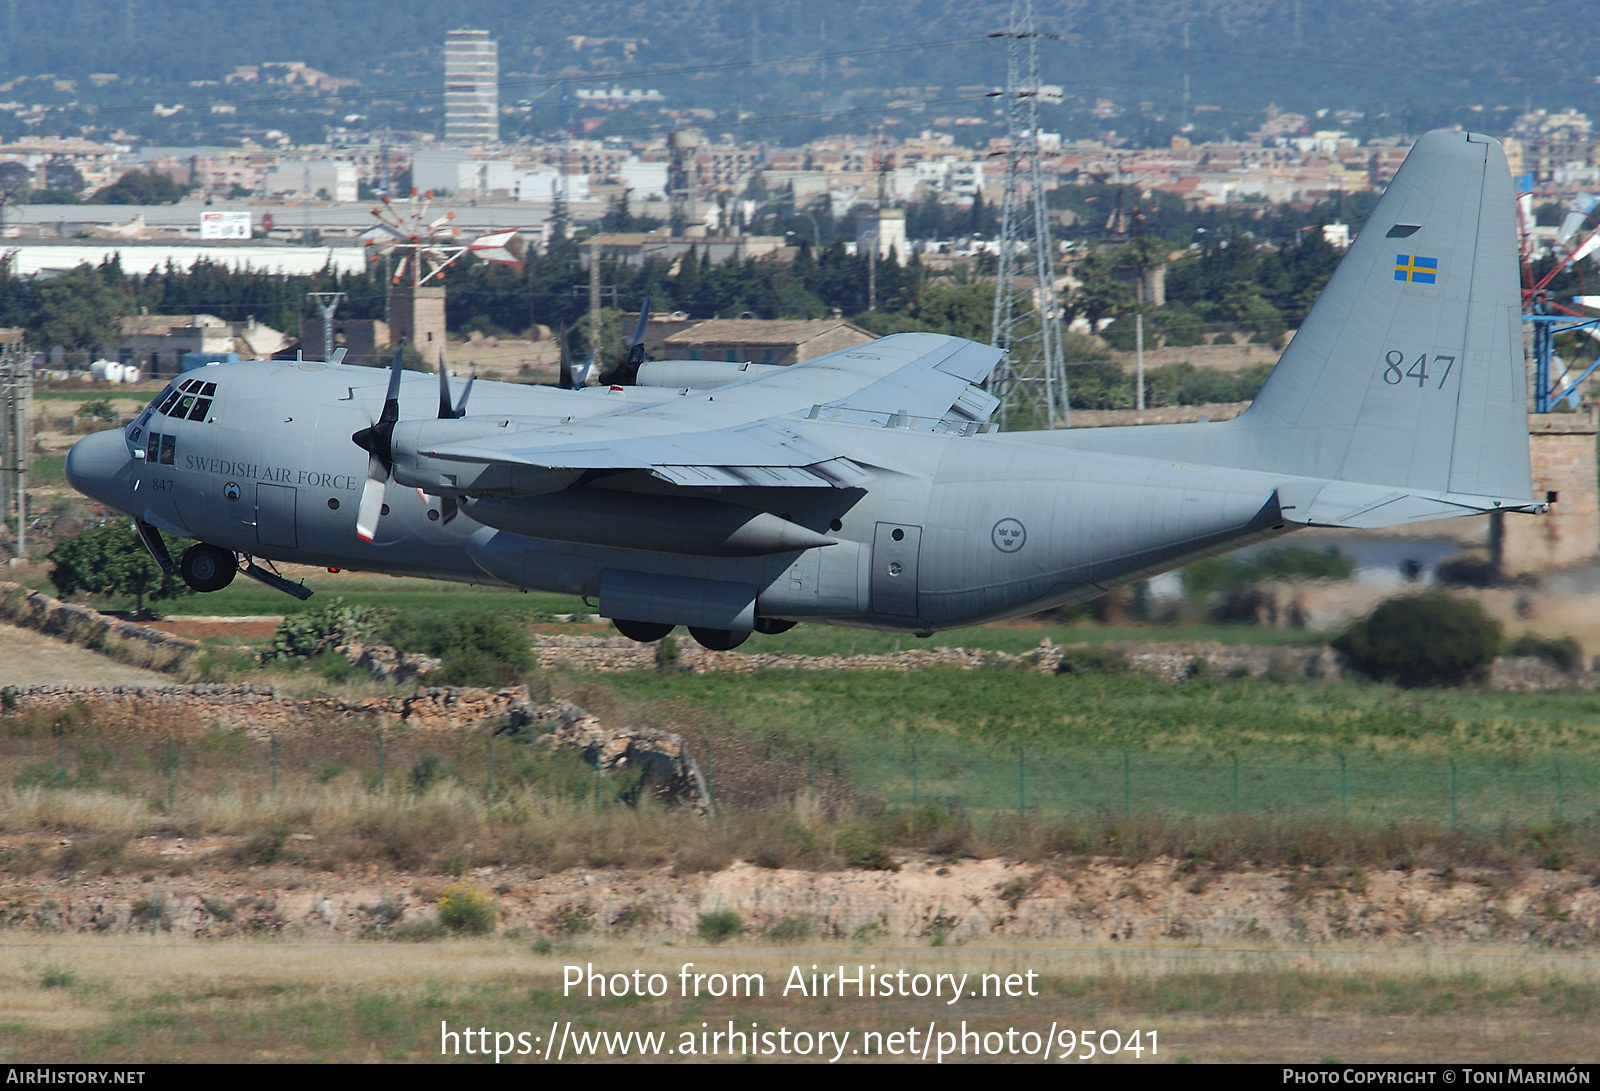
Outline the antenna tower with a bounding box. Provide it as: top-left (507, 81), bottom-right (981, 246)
top-left (989, 0), bottom-right (1068, 429)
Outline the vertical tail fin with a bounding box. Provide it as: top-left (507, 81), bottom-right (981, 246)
top-left (1241, 130), bottom-right (1530, 504)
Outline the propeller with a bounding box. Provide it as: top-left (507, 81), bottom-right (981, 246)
top-left (558, 321), bottom-right (589, 389)
top-left (598, 295), bottom-right (651, 386)
top-left (351, 340), bottom-right (406, 542)
top-left (431, 350), bottom-right (474, 526)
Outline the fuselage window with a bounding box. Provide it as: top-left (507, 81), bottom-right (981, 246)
top-left (176, 394), bottom-right (196, 418)
top-left (158, 434), bottom-right (176, 465)
top-left (145, 431), bottom-right (159, 462)
top-left (187, 397), bottom-right (211, 421)
top-left (200, 381), bottom-right (216, 396)
top-left (157, 389), bottom-right (182, 415)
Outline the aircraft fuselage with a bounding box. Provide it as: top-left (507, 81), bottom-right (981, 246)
top-left (68, 358), bottom-right (1291, 633)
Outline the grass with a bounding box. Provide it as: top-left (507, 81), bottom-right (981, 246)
top-left (27, 456), bottom-right (65, 484)
top-left (0, 940), bottom-right (1596, 1063)
top-left (586, 668), bottom-right (1600, 827)
top-left (34, 387), bottom-right (163, 404)
top-left (101, 573), bottom-right (587, 621)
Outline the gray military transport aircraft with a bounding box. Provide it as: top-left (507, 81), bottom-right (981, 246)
top-left (66, 130), bottom-right (1540, 650)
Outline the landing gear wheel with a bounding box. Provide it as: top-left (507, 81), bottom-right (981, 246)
top-left (754, 617), bottom-right (796, 635)
top-left (689, 627), bottom-right (750, 651)
top-left (613, 618), bottom-right (674, 643)
top-left (180, 544), bottom-right (237, 593)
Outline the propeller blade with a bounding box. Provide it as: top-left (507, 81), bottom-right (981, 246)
top-left (439, 495), bottom-right (459, 525)
top-left (436, 350), bottom-right (458, 419)
top-left (581, 349), bottom-right (596, 387)
top-left (626, 294), bottom-right (651, 366)
top-left (558, 321), bottom-right (575, 389)
top-left (356, 471), bottom-right (386, 543)
top-left (380, 339), bottom-right (405, 421)
top-left (454, 370), bottom-right (476, 416)
top-left (351, 339), bottom-right (407, 542)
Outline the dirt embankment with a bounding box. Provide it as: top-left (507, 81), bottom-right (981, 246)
top-left (7, 854), bottom-right (1595, 948)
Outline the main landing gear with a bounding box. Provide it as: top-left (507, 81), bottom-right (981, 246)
top-left (611, 616), bottom-right (796, 650)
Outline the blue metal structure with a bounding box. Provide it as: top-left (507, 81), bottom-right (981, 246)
top-left (1527, 311), bottom-right (1600, 413)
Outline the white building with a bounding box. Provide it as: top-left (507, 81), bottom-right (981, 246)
top-left (445, 28), bottom-right (499, 144)
top-left (515, 169), bottom-right (590, 203)
top-left (411, 149), bottom-right (515, 197)
top-left (856, 207), bottom-right (907, 261)
top-left (262, 159), bottom-right (358, 202)
top-left (617, 158), bottom-right (668, 200)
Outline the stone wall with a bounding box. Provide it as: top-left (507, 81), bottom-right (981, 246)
top-left (0, 581), bottom-right (200, 660)
top-left (1068, 402), bottom-right (1249, 428)
top-left (1503, 410), bottom-right (1600, 573)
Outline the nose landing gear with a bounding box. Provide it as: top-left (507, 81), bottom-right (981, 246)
top-left (179, 543), bottom-right (237, 593)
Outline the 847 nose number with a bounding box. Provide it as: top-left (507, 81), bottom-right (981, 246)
top-left (1382, 350), bottom-right (1456, 389)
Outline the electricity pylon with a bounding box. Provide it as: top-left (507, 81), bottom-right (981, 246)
top-left (988, 0), bottom-right (1069, 429)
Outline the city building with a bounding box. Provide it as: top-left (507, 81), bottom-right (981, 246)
top-left (656, 319), bottom-right (873, 365)
top-left (119, 314), bottom-right (287, 379)
top-left (262, 158), bottom-right (358, 202)
top-left (445, 29), bottom-right (499, 144)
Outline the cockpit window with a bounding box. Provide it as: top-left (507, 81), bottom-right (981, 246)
top-left (153, 377), bottom-right (220, 421)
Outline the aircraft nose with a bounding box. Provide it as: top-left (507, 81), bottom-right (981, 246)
top-left (65, 428), bottom-right (137, 513)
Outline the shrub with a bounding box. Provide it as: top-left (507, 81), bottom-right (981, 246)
top-left (656, 635), bottom-right (680, 670)
top-left (836, 825), bottom-right (900, 871)
top-left (384, 611), bottom-right (534, 683)
top-left (40, 965), bottom-right (76, 988)
top-left (1334, 593), bottom-right (1503, 687)
top-left (1506, 634), bottom-right (1584, 674)
top-left (436, 883), bottom-right (496, 934)
top-left (409, 752), bottom-right (447, 793)
top-left (696, 908), bottom-right (744, 943)
top-left (263, 598), bottom-right (386, 662)
top-left (763, 915), bottom-right (815, 943)
top-left (1055, 646), bottom-right (1127, 675)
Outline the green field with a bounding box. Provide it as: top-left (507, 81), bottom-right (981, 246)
top-left (134, 572), bottom-right (1321, 656)
top-left (588, 669), bottom-right (1600, 829)
top-left (107, 574), bottom-right (589, 620)
top-left (34, 387), bottom-right (163, 404)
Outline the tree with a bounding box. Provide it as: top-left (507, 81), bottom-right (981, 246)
top-left (48, 522), bottom-right (191, 617)
top-left (1333, 593), bottom-right (1502, 687)
top-left (31, 263), bottom-right (131, 349)
top-left (90, 169), bottom-right (189, 205)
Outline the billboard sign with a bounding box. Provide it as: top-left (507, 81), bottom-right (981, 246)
top-left (200, 210), bottom-right (252, 240)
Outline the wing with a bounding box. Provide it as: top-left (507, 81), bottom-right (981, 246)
top-left (425, 333), bottom-right (1003, 488)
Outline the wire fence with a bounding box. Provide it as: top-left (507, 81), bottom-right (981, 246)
top-left (2, 725), bottom-right (1597, 829)
top-left (849, 741), bottom-right (1600, 828)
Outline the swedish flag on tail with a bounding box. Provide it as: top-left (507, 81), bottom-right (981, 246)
top-left (1394, 254), bottom-right (1439, 283)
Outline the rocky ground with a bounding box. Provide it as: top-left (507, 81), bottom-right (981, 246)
top-left (4, 852), bottom-right (1594, 949)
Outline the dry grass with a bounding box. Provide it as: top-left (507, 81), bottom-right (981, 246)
top-left (0, 937), bottom-right (1596, 1063)
top-left (0, 586), bottom-right (191, 675)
